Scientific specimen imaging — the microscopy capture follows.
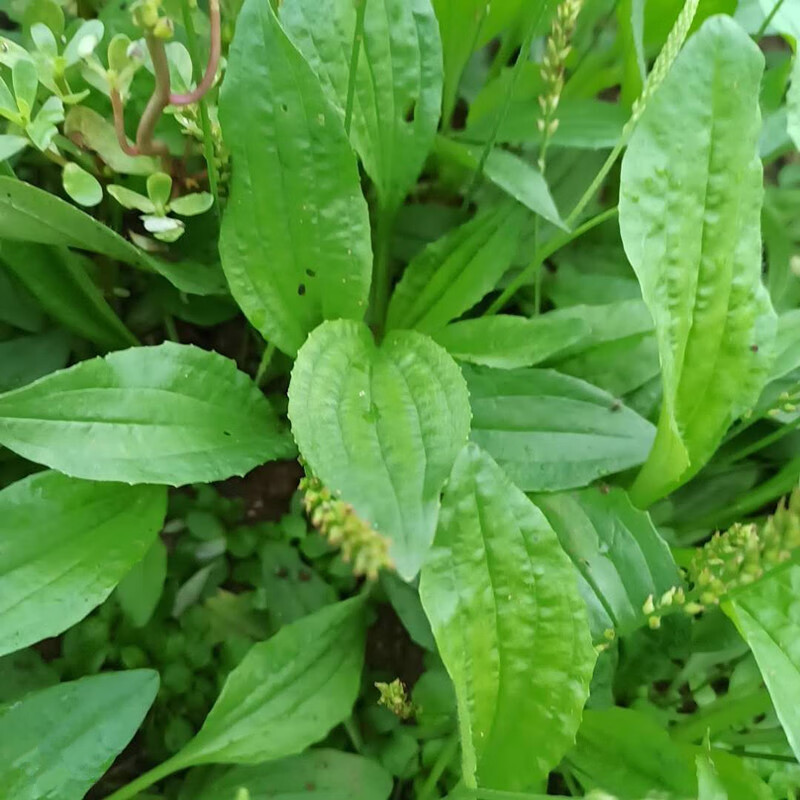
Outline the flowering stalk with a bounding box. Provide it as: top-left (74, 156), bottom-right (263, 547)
top-left (375, 678), bottom-right (415, 720)
top-left (537, 0), bottom-right (582, 173)
top-left (300, 475), bottom-right (394, 580)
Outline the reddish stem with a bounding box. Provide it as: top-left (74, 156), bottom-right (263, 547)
top-left (169, 0), bottom-right (221, 106)
top-left (111, 88), bottom-right (141, 157)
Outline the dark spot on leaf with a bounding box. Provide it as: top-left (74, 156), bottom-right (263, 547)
top-left (298, 569), bottom-right (312, 582)
top-left (281, 102), bottom-right (289, 112)
top-left (223, 431), bottom-right (231, 436)
top-left (609, 400), bottom-right (622, 412)
top-left (306, 268), bottom-right (316, 277)
top-left (275, 566), bottom-right (289, 579)
top-left (598, 483), bottom-right (610, 495)
top-left (404, 101), bottom-right (416, 123)
top-left (750, 344), bottom-right (759, 352)
top-left (305, 783), bottom-right (316, 791)
top-left (298, 283), bottom-right (306, 296)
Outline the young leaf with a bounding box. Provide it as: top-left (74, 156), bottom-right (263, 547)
top-left (566, 707), bottom-right (697, 798)
top-left (619, 17), bottom-right (777, 507)
top-left (728, 563), bottom-right (800, 762)
top-left (386, 203), bottom-right (526, 334)
top-left (180, 749), bottom-right (393, 800)
top-left (419, 444), bottom-right (595, 791)
top-left (171, 597), bottom-right (366, 767)
top-left (0, 670), bottom-right (159, 800)
top-left (116, 537), bottom-right (168, 627)
top-left (219, 0), bottom-right (371, 357)
top-left (0, 178), bottom-right (226, 295)
top-left (465, 365), bottom-right (655, 492)
top-left (62, 162), bottom-right (102, 207)
top-left (0, 241), bottom-right (137, 350)
top-left (534, 487), bottom-right (681, 639)
top-left (432, 312), bottom-right (589, 369)
top-left (0, 342), bottom-right (295, 485)
top-left (280, 0), bottom-right (443, 213)
top-left (288, 319), bottom-right (471, 579)
top-left (0, 134), bottom-right (27, 161)
top-left (0, 470), bottom-right (166, 656)
top-left (0, 329), bottom-right (69, 392)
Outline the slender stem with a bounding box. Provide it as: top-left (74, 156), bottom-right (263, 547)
top-left (170, 0), bottom-right (221, 105)
top-left (671, 689), bottom-right (773, 743)
top-left (728, 747), bottom-right (798, 764)
top-left (254, 341), bottom-right (275, 386)
top-left (417, 733), bottom-right (459, 800)
top-left (344, 0), bottom-right (368, 136)
top-left (719, 416), bottom-right (800, 467)
top-left (369, 206), bottom-right (395, 332)
top-left (110, 88), bottom-right (140, 156)
top-left (135, 36), bottom-right (171, 157)
top-left (755, 0), bottom-right (787, 38)
top-left (180, 0), bottom-right (220, 203)
top-left (484, 205), bottom-right (618, 315)
top-left (564, 137), bottom-right (625, 228)
top-left (532, 216), bottom-right (542, 314)
top-left (462, 2), bottom-right (550, 208)
top-left (164, 313), bottom-right (179, 342)
top-left (102, 754), bottom-right (186, 800)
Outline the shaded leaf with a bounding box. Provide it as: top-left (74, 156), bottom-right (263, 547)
top-left (288, 320), bottom-right (471, 579)
top-left (0, 330), bottom-right (69, 392)
top-left (0, 342), bottom-right (295, 485)
top-left (219, 0), bottom-right (371, 356)
top-left (116, 537), bottom-right (168, 628)
top-left (420, 444), bottom-right (595, 790)
top-left (465, 365), bottom-right (655, 492)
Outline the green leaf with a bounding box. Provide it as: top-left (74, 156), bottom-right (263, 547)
top-left (0, 330), bottom-right (69, 392)
top-left (62, 162), bottom-right (102, 207)
top-left (116, 537), bottom-right (168, 627)
top-left (0, 470), bottom-right (166, 656)
top-left (386, 203), bottom-right (525, 334)
top-left (172, 597), bottom-right (366, 767)
top-left (432, 313), bottom-right (589, 369)
top-left (694, 748), bottom-right (772, 800)
top-left (219, 0), bottom-right (371, 357)
top-left (0, 134), bottom-right (27, 161)
top-left (64, 106), bottom-right (157, 175)
top-left (0, 670), bottom-right (158, 800)
top-left (107, 184), bottom-right (156, 213)
top-left (567, 707), bottom-right (697, 799)
top-left (534, 487), bottom-right (681, 639)
top-left (180, 749), bottom-right (393, 800)
top-left (432, 0), bottom-right (489, 124)
top-left (147, 171), bottom-right (172, 210)
top-left (0, 178), bottom-right (225, 295)
top-left (0, 241), bottom-right (137, 350)
top-left (728, 563), bottom-right (800, 762)
top-left (0, 342), bottom-right (295, 485)
top-left (280, 0), bottom-right (443, 212)
top-left (435, 137), bottom-right (566, 228)
top-left (788, 53), bottom-right (800, 151)
top-left (170, 192), bottom-right (213, 216)
top-left (465, 365), bottom-right (655, 492)
top-left (12, 58), bottom-right (37, 118)
top-left (62, 18), bottom-right (103, 65)
top-left (288, 319), bottom-right (471, 579)
top-left (419, 444), bottom-right (595, 791)
top-left (0, 264), bottom-right (43, 332)
top-left (619, 17), bottom-right (776, 507)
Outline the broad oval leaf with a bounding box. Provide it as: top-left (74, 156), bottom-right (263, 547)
top-left (432, 313), bottom-right (589, 369)
top-left (419, 444), bottom-right (595, 791)
top-left (535, 487), bottom-right (681, 639)
top-left (280, 0), bottom-right (443, 212)
top-left (0, 178), bottom-right (225, 296)
top-left (1, 241), bottom-right (137, 350)
top-left (181, 749), bottom-right (393, 800)
top-left (728, 563), bottom-right (800, 762)
top-left (0, 669), bottom-right (159, 800)
top-left (386, 203), bottom-right (526, 335)
top-left (288, 319), bottom-right (471, 579)
top-left (0, 470), bottom-right (166, 656)
top-left (219, 0), bottom-right (372, 357)
top-left (172, 597), bottom-right (366, 767)
top-left (0, 342), bottom-right (295, 485)
top-left (465, 365), bottom-right (655, 492)
top-left (619, 17), bottom-right (777, 507)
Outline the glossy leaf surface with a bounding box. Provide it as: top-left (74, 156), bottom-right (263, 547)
top-left (0, 670), bottom-right (159, 800)
top-left (0, 470), bottom-right (166, 656)
top-left (420, 444), bottom-right (595, 791)
top-left (619, 17), bottom-right (776, 506)
top-left (219, 0), bottom-right (372, 356)
top-left (289, 320), bottom-right (470, 579)
top-left (466, 365), bottom-right (655, 492)
top-left (0, 342), bottom-right (294, 485)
